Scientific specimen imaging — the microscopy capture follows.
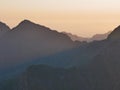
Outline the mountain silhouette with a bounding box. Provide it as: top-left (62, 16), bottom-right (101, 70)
top-left (0, 20), bottom-right (79, 80)
top-left (0, 22), bottom-right (10, 37)
top-left (81, 28), bottom-right (120, 90)
top-left (107, 25), bottom-right (120, 40)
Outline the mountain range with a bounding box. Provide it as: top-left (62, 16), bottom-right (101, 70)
top-left (0, 20), bottom-right (79, 80)
top-left (63, 31), bottom-right (111, 42)
top-left (1, 20), bottom-right (120, 90)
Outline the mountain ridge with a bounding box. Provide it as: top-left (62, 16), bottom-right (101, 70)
top-left (63, 31), bottom-right (111, 42)
top-left (107, 25), bottom-right (120, 40)
top-left (0, 20), bottom-right (79, 80)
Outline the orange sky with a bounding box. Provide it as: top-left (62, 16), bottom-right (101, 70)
top-left (0, 0), bottom-right (120, 37)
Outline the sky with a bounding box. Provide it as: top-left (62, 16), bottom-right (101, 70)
top-left (0, 0), bottom-right (120, 37)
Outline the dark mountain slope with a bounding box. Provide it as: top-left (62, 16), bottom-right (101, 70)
top-left (0, 20), bottom-right (79, 80)
top-left (107, 25), bottom-right (120, 40)
top-left (0, 20), bottom-right (77, 67)
top-left (0, 22), bottom-right (10, 37)
top-left (86, 40), bottom-right (120, 89)
top-left (73, 25), bottom-right (120, 90)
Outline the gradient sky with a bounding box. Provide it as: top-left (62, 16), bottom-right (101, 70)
top-left (0, 0), bottom-right (120, 37)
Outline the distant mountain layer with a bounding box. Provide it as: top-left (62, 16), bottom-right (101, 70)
top-left (63, 31), bottom-right (111, 42)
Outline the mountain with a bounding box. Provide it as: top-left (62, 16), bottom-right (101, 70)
top-left (0, 20), bottom-right (79, 80)
top-left (63, 31), bottom-right (111, 42)
top-left (107, 25), bottom-right (120, 40)
top-left (0, 22), bottom-right (10, 37)
top-left (89, 31), bottom-right (111, 42)
top-left (79, 26), bottom-right (120, 90)
top-left (63, 32), bottom-right (89, 42)
top-left (1, 25), bottom-right (120, 90)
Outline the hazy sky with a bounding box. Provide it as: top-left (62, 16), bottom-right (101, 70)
top-left (0, 0), bottom-right (120, 37)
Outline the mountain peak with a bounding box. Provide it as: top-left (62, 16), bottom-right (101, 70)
top-left (20, 19), bottom-right (34, 24)
top-left (13, 19), bottom-right (50, 31)
top-left (18, 19), bottom-right (36, 26)
top-left (107, 25), bottom-right (120, 40)
top-left (0, 21), bottom-right (10, 30)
